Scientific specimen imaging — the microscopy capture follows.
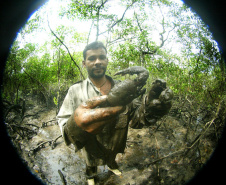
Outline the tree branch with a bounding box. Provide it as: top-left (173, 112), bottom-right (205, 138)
top-left (157, 2), bottom-right (177, 49)
top-left (87, 19), bottom-right (94, 44)
top-left (95, 0), bottom-right (109, 40)
top-left (47, 19), bottom-right (85, 80)
top-left (98, 1), bottom-right (136, 36)
top-left (134, 12), bottom-right (156, 57)
top-left (23, 70), bottom-right (48, 96)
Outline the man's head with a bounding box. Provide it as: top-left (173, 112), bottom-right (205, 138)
top-left (82, 41), bottom-right (108, 79)
top-left (83, 41), bottom-right (107, 60)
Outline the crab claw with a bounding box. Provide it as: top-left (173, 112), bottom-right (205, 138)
top-left (107, 66), bottom-right (149, 106)
top-left (114, 69), bottom-right (128, 76)
top-left (114, 66), bottom-right (149, 83)
top-left (114, 66), bottom-right (148, 76)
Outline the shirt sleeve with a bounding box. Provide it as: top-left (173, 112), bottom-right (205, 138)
top-left (56, 81), bottom-right (90, 147)
top-left (56, 87), bottom-right (75, 142)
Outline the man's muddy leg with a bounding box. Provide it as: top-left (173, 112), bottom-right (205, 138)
top-left (106, 152), bottom-right (122, 176)
top-left (86, 165), bottom-right (97, 185)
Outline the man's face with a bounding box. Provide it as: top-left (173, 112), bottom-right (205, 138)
top-left (83, 48), bottom-right (108, 79)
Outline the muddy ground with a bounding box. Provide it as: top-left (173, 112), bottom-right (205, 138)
top-left (5, 100), bottom-right (223, 185)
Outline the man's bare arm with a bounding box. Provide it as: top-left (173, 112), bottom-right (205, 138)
top-left (74, 95), bottom-right (125, 134)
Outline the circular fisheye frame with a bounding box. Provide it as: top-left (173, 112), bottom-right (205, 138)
top-left (0, 0), bottom-right (225, 185)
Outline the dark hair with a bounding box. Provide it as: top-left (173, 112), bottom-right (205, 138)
top-left (83, 41), bottom-right (107, 60)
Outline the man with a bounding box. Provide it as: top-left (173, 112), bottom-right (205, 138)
top-left (56, 41), bottom-right (173, 185)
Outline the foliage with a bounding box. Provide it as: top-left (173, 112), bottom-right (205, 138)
top-left (2, 0), bottom-right (225, 111)
top-left (3, 26), bottom-right (85, 107)
top-left (3, 2), bottom-right (225, 184)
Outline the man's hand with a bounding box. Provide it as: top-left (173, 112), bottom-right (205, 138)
top-left (146, 79), bottom-right (173, 122)
top-left (74, 95), bottom-right (125, 134)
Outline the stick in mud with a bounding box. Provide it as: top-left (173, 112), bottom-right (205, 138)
top-left (58, 169), bottom-right (67, 185)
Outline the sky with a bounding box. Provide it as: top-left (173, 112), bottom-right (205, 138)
top-left (15, 0), bottom-right (200, 56)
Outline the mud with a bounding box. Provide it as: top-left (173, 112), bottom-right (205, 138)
top-left (6, 103), bottom-right (219, 185)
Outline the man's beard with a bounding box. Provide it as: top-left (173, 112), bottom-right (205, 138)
top-left (87, 66), bottom-right (107, 79)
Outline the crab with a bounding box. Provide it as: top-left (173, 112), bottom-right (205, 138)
top-left (107, 66), bottom-right (149, 106)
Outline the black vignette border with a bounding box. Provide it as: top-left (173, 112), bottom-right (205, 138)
top-left (0, 0), bottom-right (225, 184)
